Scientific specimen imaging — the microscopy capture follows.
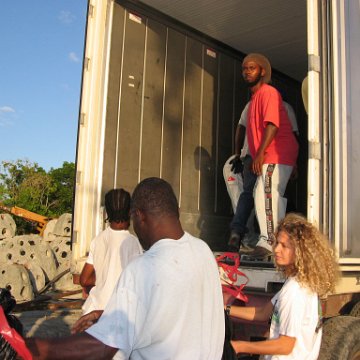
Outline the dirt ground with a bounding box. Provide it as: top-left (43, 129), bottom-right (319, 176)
top-left (12, 292), bottom-right (84, 338)
top-left (14, 308), bottom-right (83, 338)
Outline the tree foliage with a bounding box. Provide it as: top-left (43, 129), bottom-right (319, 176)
top-left (0, 159), bottom-right (75, 218)
top-left (48, 161), bottom-right (76, 215)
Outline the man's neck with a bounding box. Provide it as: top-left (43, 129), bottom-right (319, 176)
top-left (150, 218), bottom-right (185, 246)
top-left (110, 221), bottom-right (129, 231)
top-left (250, 81), bottom-right (265, 94)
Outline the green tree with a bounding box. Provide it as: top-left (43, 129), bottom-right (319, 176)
top-left (48, 161), bottom-right (75, 215)
top-left (0, 159), bottom-right (75, 233)
top-left (0, 160), bottom-right (53, 233)
top-left (0, 159), bottom-right (47, 206)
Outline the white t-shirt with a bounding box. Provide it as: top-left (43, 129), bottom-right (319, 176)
top-left (264, 277), bottom-right (322, 360)
top-left (87, 232), bottom-right (225, 360)
top-left (238, 101), bottom-right (298, 157)
top-left (82, 227), bottom-right (143, 314)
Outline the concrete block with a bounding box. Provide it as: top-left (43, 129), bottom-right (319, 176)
top-left (7, 235), bottom-right (58, 281)
top-left (52, 213), bottom-right (72, 237)
top-left (43, 219), bottom-right (58, 241)
top-left (50, 237), bottom-right (72, 266)
top-left (54, 261), bottom-right (81, 292)
top-left (0, 213), bottom-right (16, 239)
top-left (23, 262), bottom-right (46, 294)
top-left (0, 263), bottom-right (34, 301)
top-left (0, 240), bottom-right (14, 263)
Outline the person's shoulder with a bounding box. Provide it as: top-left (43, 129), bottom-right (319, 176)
top-left (184, 232), bottom-right (213, 254)
top-left (243, 101), bottom-right (250, 113)
top-left (92, 227), bottom-right (109, 242)
top-left (184, 231), bottom-right (206, 244)
top-left (279, 277), bottom-right (301, 296)
top-left (122, 232), bottom-right (143, 250)
top-left (121, 249), bottom-right (144, 271)
top-left (281, 277), bottom-right (315, 299)
top-left (120, 230), bottom-right (137, 240)
top-left (256, 84), bottom-right (279, 99)
top-left (283, 101), bottom-right (292, 109)
top-left (261, 83), bottom-right (277, 93)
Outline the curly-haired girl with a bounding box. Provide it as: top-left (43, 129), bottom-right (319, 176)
top-left (227, 213), bottom-right (339, 359)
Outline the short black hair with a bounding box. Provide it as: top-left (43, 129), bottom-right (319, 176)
top-left (105, 188), bottom-right (131, 223)
top-left (131, 177), bottom-right (179, 218)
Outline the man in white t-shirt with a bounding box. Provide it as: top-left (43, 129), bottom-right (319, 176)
top-left (80, 188), bottom-right (143, 315)
top-left (26, 178), bottom-right (225, 360)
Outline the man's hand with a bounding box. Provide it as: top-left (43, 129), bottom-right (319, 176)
top-left (252, 151), bottom-right (264, 175)
top-left (71, 310), bottom-right (103, 334)
top-left (229, 155), bottom-right (244, 174)
top-left (252, 123), bottom-right (277, 175)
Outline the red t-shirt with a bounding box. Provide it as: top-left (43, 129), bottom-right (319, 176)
top-left (247, 84), bottom-right (299, 166)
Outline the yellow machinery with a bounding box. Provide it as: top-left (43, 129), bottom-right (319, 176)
top-left (0, 204), bottom-right (49, 236)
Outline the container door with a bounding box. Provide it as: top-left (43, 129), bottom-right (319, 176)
top-left (329, 0), bottom-right (360, 264)
top-left (307, 0), bottom-right (360, 264)
top-left (306, 0), bottom-right (322, 229)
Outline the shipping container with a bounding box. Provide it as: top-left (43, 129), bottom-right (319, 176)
top-left (72, 1), bottom-right (360, 357)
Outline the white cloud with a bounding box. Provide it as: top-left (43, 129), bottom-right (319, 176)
top-left (0, 106), bottom-right (15, 113)
top-left (58, 10), bottom-right (76, 24)
top-left (69, 52), bottom-right (80, 63)
top-left (0, 106), bottom-right (16, 127)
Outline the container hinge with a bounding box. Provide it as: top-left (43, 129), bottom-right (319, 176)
top-left (308, 54), bottom-right (321, 73)
top-left (84, 57), bottom-right (90, 71)
top-left (309, 141), bottom-right (321, 160)
top-left (80, 112), bottom-right (86, 126)
top-left (88, 3), bottom-right (94, 18)
top-left (76, 170), bottom-right (82, 185)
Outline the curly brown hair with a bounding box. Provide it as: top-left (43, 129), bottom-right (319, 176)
top-left (275, 213), bottom-right (339, 297)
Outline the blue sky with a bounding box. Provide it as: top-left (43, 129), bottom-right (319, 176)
top-left (0, 1), bottom-right (87, 171)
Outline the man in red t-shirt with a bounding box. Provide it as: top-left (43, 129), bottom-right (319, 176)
top-left (242, 53), bottom-right (299, 259)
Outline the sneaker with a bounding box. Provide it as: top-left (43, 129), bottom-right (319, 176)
top-left (227, 232), bottom-right (241, 252)
top-left (245, 246), bottom-right (273, 260)
top-left (239, 243), bottom-right (255, 254)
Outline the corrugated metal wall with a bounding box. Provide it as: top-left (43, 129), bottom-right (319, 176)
top-left (101, 2), bottom-right (305, 250)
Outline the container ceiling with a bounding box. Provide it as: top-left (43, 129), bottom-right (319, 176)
top-left (139, 0), bottom-right (307, 82)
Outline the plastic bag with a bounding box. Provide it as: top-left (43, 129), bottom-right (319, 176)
top-left (0, 306), bottom-right (32, 360)
top-left (0, 287), bottom-right (32, 360)
top-left (223, 155), bottom-right (244, 213)
top-left (216, 252), bottom-right (249, 303)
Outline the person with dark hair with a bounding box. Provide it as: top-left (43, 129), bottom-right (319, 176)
top-left (26, 178), bottom-right (225, 359)
top-left (241, 53), bottom-right (299, 259)
top-left (80, 188), bottom-right (143, 315)
top-left (228, 95), bottom-right (299, 253)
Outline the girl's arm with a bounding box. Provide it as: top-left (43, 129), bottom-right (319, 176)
top-left (228, 300), bottom-right (274, 322)
top-left (231, 335), bottom-right (296, 356)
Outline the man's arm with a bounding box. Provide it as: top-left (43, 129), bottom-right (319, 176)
top-left (230, 125), bottom-right (246, 174)
top-left (252, 123), bottom-right (278, 175)
top-left (71, 310), bottom-right (103, 334)
top-left (231, 335), bottom-right (296, 356)
top-left (26, 332), bottom-right (118, 360)
top-left (80, 263), bottom-right (96, 287)
top-left (234, 125), bottom-right (246, 156)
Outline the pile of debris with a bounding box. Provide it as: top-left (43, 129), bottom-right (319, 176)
top-left (0, 213), bottom-right (81, 303)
